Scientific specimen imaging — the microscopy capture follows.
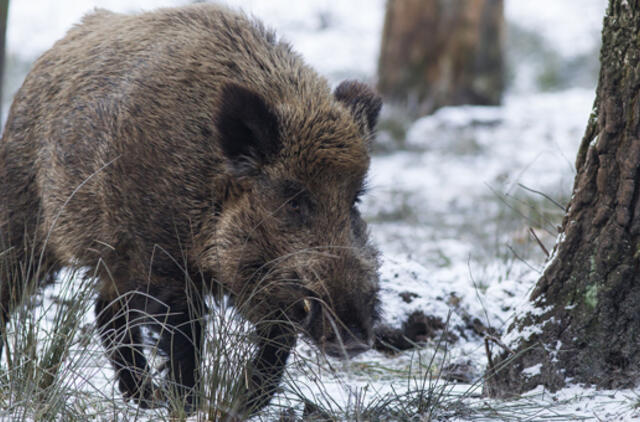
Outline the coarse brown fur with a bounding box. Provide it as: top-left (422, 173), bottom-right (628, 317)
top-left (0, 4), bottom-right (382, 415)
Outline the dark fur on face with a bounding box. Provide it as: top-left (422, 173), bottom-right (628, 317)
top-left (0, 3), bottom-right (382, 416)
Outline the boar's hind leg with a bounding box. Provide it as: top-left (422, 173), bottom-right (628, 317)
top-left (95, 291), bottom-right (157, 407)
top-left (245, 323), bottom-right (297, 414)
top-left (0, 206), bottom-right (59, 356)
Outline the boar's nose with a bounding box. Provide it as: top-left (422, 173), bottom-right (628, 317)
top-left (323, 325), bottom-right (373, 359)
top-left (343, 339), bottom-right (372, 357)
top-left (324, 337), bottom-right (371, 359)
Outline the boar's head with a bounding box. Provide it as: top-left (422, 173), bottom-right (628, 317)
top-left (206, 80), bottom-right (382, 358)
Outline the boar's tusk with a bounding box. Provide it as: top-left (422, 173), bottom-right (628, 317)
top-left (303, 298), bottom-right (312, 314)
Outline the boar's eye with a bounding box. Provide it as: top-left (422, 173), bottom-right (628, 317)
top-left (285, 197), bottom-right (307, 222)
top-left (281, 181), bottom-right (314, 222)
top-left (288, 198), bottom-right (301, 212)
top-left (282, 194), bottom-right (309, 226)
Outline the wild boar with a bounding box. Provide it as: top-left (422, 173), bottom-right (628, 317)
top-left (0, 3), bottom-right (381, 414)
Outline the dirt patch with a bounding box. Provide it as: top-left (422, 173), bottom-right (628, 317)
top-left (374, 310), bottom-right (458, 354)
top-left (441, 360), bottom-right (475, 383)
top-left (399, 291), bottom-right (420, 303)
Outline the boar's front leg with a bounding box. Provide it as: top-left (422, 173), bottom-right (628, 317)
top-left (244, 323), bottom-right (297, 414)
top-left (95, 290), bottom-right (158, 407)
top-left (149, 288), bottom-right (205, 412)
top-left (96, 281), bottom-right (205, 412)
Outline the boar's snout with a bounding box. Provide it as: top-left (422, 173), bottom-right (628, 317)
top-left (322, 323), bottom-right (374, 359)
top-left (308, 305), bottom-right (376, 359)
top-left (300, 258), bottom-right (380, 360)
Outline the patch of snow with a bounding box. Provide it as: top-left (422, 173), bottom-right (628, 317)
top-left (377, 89), bottom-right (593, 220)
top-left (378, 254), bottom-right (463, 329)
top-left (503, 323), bottom-right (542, 346)
top-left (522, 363), bottom-right (543, 377)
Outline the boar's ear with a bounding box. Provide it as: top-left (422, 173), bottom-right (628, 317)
top-left (216, 83), bottom-right (280, 172)
top-left (334, 80), bottom-right (382, 133)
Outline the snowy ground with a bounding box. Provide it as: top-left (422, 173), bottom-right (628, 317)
top-left (5, 0), bottom-right (637, 421)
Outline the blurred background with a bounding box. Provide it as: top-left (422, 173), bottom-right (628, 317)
top-left (4, 0), bottom-right (606, 119)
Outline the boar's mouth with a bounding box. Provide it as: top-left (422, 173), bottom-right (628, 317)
top-left (242, 262), bottom-right (380, 360)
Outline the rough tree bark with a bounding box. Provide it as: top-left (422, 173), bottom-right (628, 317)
top-left (486, 0), bottom-right (640, 396)
top-left (0, 0), bottom-right (8, 120)
top-left (377, 0), bottom-right (504, 116)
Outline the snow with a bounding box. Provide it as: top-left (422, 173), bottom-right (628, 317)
top-left (7, 0), bottom-right (383, 83)
top-left (5, 0), bottom-right (639, 421)
top-left (522, 363), bottom-right (543, 377)
top-left (8, 0), bottom-right (185, 56)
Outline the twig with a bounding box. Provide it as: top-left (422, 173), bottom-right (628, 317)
top-left (485, 335), bottom-right (514, 355)
top-left (507, 244), bottom-right (542, 274)
top-left (529, 227), bottom-right (550, 258)
top-left (484, 337), bottom-right (495, 373)
top-left (517, 183), bottom-right (565, 210)
top-left (486, 184), bottom-right (556, 236)
top-left (485, 334), bottom-right (516, 376)
top-left (467, 256), bottom-right (492, 335)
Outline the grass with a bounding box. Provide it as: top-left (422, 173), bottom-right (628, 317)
top-left (1, 216), bottom-right (633, 422)
top-left (0, 246), bottom-right (597, 422)
top-left (264, 320), bottom-right (598, 422)
top-left (267, 329), bottom-right (468, 421)
top-left (0, 238), bottom-right (258, 421)
top-left (0, 262), bottom-right (96, 420)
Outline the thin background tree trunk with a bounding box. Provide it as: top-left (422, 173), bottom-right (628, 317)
top-left (377, 0), bottom-right (504, 116)
top-left (0, 1), bottom-right (8, 122)
top-left (487, 0), bottom-right (640, 396)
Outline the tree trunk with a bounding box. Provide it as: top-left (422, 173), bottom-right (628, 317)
top-left (486, 0), bottom-right (640, 396)
top-left (0, 0), bottom-right (8, 121)
top-left (377, 0), bottom-right (504, 116)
